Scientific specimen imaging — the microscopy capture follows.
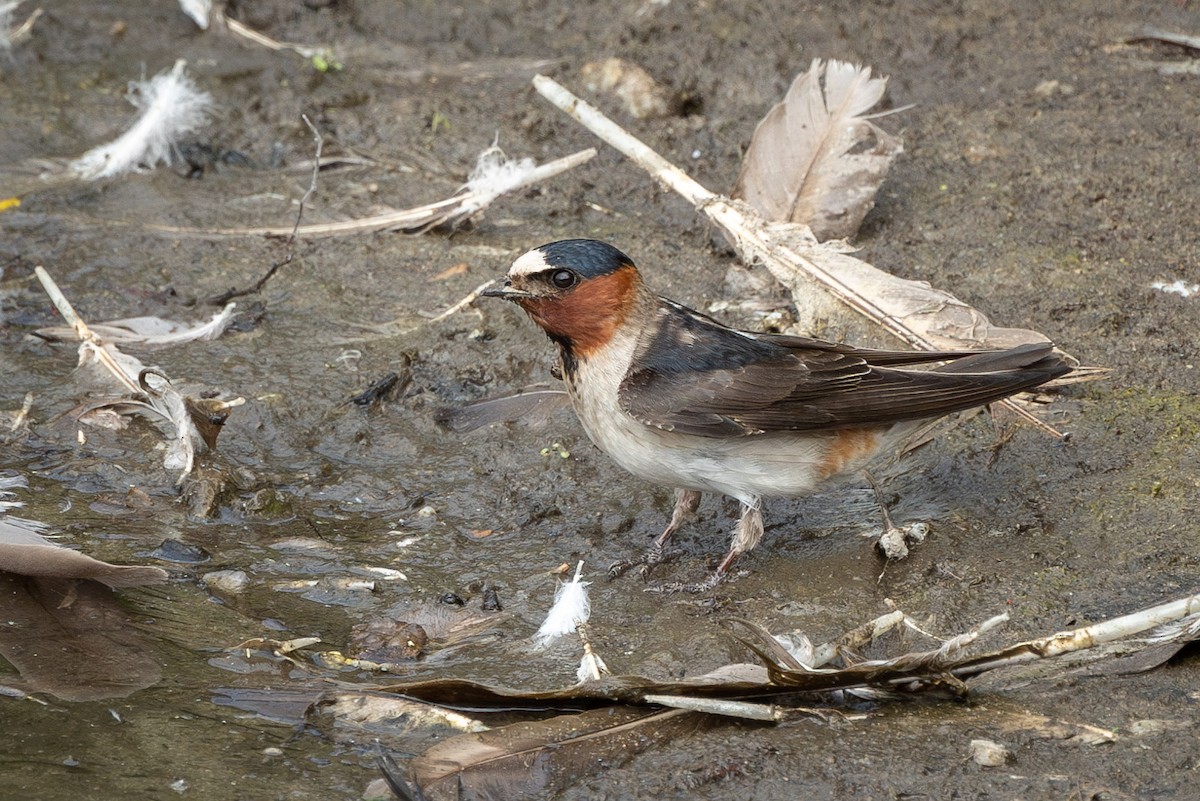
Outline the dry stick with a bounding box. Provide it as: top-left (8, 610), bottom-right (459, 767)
top-left (949, 591), bottom-right (1200, 681)
top-left (206, 115), bottom-right (324, 306)
top-left (33, 266), bottom-right (141, 395)
top-left (216, 8), bottom-right (326, 59)
top-left (158, 148), bottom-right (597, 239)
top-left (531, 75), bottom-right (1065, 439)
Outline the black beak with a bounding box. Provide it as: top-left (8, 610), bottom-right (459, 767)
top-left (481, 282), bottom-right (534, 301)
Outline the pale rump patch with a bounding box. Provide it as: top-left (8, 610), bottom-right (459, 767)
top-left (818, 427), bottom-right (884, 479)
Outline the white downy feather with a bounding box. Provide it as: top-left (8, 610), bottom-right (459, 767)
top-left (0, 2), bottom-right (17, 52)
top-left (177, 0), bottom-right (212, 29)
top-left (459, 145), bottom-right (538, 213)
top-left (576, 647), bottom-right (609, 683)
top-left (535, 561), bottom-right (591, 648)
top-left (70, 60), bottom-right (214, 180)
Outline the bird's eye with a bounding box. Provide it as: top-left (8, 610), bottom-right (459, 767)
top-left (550, 270), bottom-right (577, 289)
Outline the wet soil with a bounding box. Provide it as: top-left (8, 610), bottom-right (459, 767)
top-left (2, 0), bottom-right (1199, 799)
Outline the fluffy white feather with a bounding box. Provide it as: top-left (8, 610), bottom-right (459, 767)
top-left (178, 0), bottom-right (212, 29)
top-left (576, 648), bottom-right (609, 683)
top-left (70, 60), bottom-right (214, 180)
top-left (535, 561), bottom-right (591, 648)
top-left (0, 2), bottom-right (16, 52)
top-left (462, 145), bottom-right (538, 207)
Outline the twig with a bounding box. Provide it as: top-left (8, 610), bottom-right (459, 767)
top-left (215, 8), bottom-right (327, 59)
top-left (338, 279), bottom-right (499, 342)
top-left (951, 591), bottom-right (1200, 680)
top-left (424, 278), bottom-right (496, 324)
top-left (531, 75), bottom-right (1070, 439)
top-left (205, 115), bottom-right (323, 305)
top-left (155, 148), bottom-right (597, 240)
top-left (33, 266), bottom-right (140, 394)
top-left (9, 6), bottom-right (42, 43)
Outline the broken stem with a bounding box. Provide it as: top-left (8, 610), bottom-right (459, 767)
top-left (33, 266), bottom-right (140, 394)
top-left (426, 278), bottom-right (497, 324)
top-left (952, 591), bottom-right (1200, 680)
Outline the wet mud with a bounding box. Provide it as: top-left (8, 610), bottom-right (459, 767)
top-left (2, 0), bottom-right (1199, 798)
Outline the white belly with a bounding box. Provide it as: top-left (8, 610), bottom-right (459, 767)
top-left (565, 344), bottom-right (863, 505)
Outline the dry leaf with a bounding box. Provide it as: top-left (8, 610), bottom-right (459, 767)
top-left (733, 59), bottom-right (903, 241)
top-left (0, 516), bottom-right (167, 587)
top-left (0, 572), bottom-right (163, 701)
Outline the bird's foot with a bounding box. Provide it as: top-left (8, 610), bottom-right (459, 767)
top-left (607, 544), bottom-right (683, 580)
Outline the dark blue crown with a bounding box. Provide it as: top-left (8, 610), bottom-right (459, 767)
top-left (536, 239), bottom-right (633, 279)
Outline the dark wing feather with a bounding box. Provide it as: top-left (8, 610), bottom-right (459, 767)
top-left (619, 302), bottom-right (1069, 438)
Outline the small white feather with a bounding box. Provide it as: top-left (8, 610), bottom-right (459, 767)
top-left (576, 650), bottom-right (609, 683)
top-left (463, 145), bottom-right (538, 203)
top-left (0, 2), bottom-right (17, 52)
top-left (177, 0), bottom-right (212, 29)
top-left (534, 561), bottom-right (591, 648)
top-left (70, 60), bottom-right (214, 181)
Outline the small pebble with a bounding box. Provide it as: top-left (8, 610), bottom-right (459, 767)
top-left (202, 570), bottom-right (250, 594)
top-left (968, 738), bottom-right (1012, 767)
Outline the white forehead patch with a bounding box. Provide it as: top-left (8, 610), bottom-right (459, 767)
top-left (509, 248), bottom-right (552, 277)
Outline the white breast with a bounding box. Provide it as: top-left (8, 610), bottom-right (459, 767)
top-left (566, 332), bottom-right (847, 505)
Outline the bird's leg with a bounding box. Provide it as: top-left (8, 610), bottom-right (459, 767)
top-left (648, 498), bottom-right (762, 594)
top-left (608, 489), bottom-right (701, 580)
top-left (863, 471), bottom-right (897, 531)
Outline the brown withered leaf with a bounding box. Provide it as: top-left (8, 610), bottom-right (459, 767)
top-left (0, 516), bottom-right (167, 587)
top-left (394, 706), bottom-right (705, 801)
top-left (0, 572), bottom-right (162, 700)
top-left (732, 59), bottom-right (903, 241)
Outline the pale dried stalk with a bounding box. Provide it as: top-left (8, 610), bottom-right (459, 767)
top-left (215, 8), bottom-right (325, 59)
top-left (34, 267), bottom-right (140, 395)
top-left (425, 279), bottom-right (497, 324)
top-left (640, 694), bottom-right (781, 722)
top-left (951, 591), bottom-right (1200, 679)
top-left (151, 148), bottom-right (596, 239)
top-left (532, 75), bottom-right (1068, 436)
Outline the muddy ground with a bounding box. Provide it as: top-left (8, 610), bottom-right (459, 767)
top-left (2, 0), bottom-right (1199, 799)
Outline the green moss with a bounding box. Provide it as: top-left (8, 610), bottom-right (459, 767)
top-left (1087, 388), bottom-right (1200, 522)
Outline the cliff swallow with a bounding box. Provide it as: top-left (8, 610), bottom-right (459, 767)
top-left (484, 239), bottom-right (1071, 592)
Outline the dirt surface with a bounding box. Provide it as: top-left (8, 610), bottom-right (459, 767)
top-left (2, 1), bottom-right (1199, 799)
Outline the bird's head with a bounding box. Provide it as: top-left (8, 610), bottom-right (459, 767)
top-left (484, 239), bottom-right (646, 356)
